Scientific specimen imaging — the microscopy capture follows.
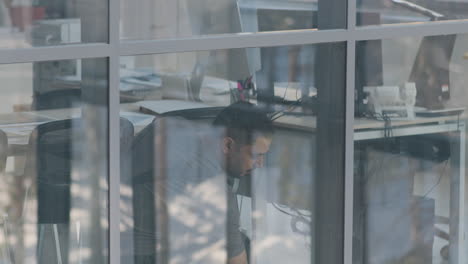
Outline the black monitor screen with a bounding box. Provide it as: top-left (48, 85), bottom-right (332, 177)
top-left (409, 34), bottom-right (456, 110)
top-left (355, 12), bottom-right (383, 116)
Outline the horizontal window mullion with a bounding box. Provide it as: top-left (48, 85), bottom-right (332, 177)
top-left (0, 43), bottom-right (112, 64)
top-left (3, 19), bottom-right (468, 62)
top-left (119, 29), bottom-right (348, 55)
top-left (120, 19), bottom-right (468, 56)
top-left (351, 19), bottom-right (468, 41)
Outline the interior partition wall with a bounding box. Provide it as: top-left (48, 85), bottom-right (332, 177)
top-left (0, 0), bottom-right (468, 263)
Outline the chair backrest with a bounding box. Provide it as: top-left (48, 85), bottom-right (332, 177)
top-left (131, 119), bottom-right (157, 264)
top-left (0, 129), bottom-right (7, 173)
top-left (27, 117), bottom-right (134, 221)
top-left (131, 115), bottom-right (224, 264)
top-left (26, 117), bottom-right (134, 263)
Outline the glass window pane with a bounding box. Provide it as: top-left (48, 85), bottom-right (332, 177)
top-left (0, 58), bottom-right (108, 263)
top-left (120, 0), bottom-right (346, 41)
top-left (119, 42), bottom-right (346, 263)
top-left (0, 0), bottom-right (108, 49)
top-left (353, 34), bottom-right (468, 263)
top-left (357, 0), bottom-right (468, 26)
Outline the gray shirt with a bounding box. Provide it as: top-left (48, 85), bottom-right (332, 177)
top-left (227, 180), bottom-right (245, 259)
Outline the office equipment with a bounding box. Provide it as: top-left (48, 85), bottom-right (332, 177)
top-left (409, 34), bottom-right (457, 110)
top-left (29, 19), bottom-right (81, 45)
top-left (255, 8), bottom-right (315, 105)
top-left (32, 59), bottom-right (81, 99)
top-left (189, 3), bottom-right (375, 107)
top-left (355, 16), bottom-right (457, 115)
top-left (415, 107), bottom-right (465, 117)
top-left (159, 69), bottom-right (209, 102)
top-left (30, 19), bottom-right (82, 102)
top-left (189, 62), bottom-right (205, 101)
top-left (186, 0), bottom-right (261, 101)
top-left (120, 71), bottom-right (162, 101)
top-left (390, 0), bottom-right (457, 110)
top-left (127, 64), bottom-right (206, 103)
top-left (160, 73), bottom-right (191, 101)
top-left (256, 11), bottom-right (381, 109)
top-left (363, 83), bottom-right (416, 119)
top-left (355, 13), bottom-right (384, 117)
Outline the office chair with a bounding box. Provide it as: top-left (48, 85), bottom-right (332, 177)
top-left (131, 114), bottom-right (224, 264)
top-left (31, 89), bottom-right (82, 111)
top-left (131, 118), bottom-right (157, 264)
top-left (25, 117), bottom-right (133, 264)
top-left (25, 118), bottom-right (80, 264)
top-left (0, 129), bottom-right (7, 174)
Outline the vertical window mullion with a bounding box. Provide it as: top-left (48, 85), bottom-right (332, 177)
top-left (345, 0), bottom-right (356, 263)
top-left (108, 0), bottom-right (121, 262)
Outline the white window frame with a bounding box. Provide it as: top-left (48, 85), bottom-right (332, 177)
top-left (1, 0), bottom-right (468, 262)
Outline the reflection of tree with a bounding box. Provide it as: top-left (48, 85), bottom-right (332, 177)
top-left (163, 178), bottom-right (227, 264)
top-left (153, 118), bottom-right (226, 264)
top-left (0, 156), bottom-right (37, 264)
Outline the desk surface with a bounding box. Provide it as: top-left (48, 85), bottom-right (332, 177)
top-left (2, 104), bottom-right (464, 145)
top-left (0, 105), bottom-right (154, 146)
top-left (275, 113), bottom-right (464, 132)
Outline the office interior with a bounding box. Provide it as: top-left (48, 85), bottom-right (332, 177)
top-left (1, 0), bottom-right (468, 263)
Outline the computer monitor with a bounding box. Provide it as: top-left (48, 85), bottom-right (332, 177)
top-left (188, 2), bottom-right (321, 105)
top-left (391, 0), bottom-right (456, 110)
top-left (255, 8), bottom-right (316, 105)
top-left (355, 13), bottom-right (384, 116)
top-left (186, 0), bottom-right (261, 85)
top-left (256, 10), bottom-right (381, 109)
top-left (408, 34), bottom-right (456, 110)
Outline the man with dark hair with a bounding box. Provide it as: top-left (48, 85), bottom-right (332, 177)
top-left (213, 101), bottom-right (274, 264)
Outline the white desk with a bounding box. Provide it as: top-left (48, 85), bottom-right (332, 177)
top-left (0, 105), bottom-right (154, 149)
top-left (275, 114), bottom-right (466, 264)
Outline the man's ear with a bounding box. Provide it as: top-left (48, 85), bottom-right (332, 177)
top-left (223, 137), bottom-right (235, 154)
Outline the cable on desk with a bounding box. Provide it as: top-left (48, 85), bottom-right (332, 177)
top-left (282, 83), bottom-right (291, 101)
top-left (272, 203), bottom-right (296, 217)
top-left (268, 98), bottom-right (303, 121)
top-left (422, 159), bottom-right (449, 198)
top-left (382, 113), bottom-right (394, 139)
top-left (363, 112), bottom-right (396, 149)
top-left (269, 111), bottom-right (284, 121)
top-left (272, 203), bottom-right (311, 237)
top-left (295, 85), bottom-right (300, 101)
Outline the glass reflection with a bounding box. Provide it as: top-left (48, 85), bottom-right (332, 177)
top-left (0, 0), bottom-right (108, 48)
top-left (120, 43), bottom-right (346, 263)
top-left (353, 34), bottom-right (468, 263)
top-left (120, 0), bottom-right (347, 41)
top-left (357, 0), bottom-right (468, 26)
top-left (0, 58), bottom-right (108, 263)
